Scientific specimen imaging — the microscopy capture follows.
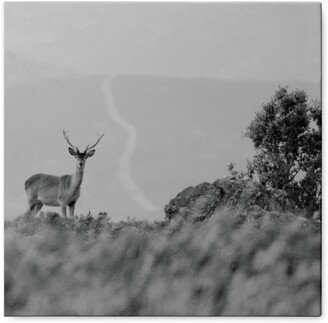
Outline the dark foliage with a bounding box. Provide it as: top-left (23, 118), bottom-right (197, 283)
top-left (245, 87), bottom-right (321, 216)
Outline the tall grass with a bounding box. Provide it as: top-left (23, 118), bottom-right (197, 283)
top-left (5, 210), bottom-right (320, 316)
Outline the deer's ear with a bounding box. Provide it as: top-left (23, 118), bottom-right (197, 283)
top-left (86, 149), bottom-right (95, 158)
top-left (68, 147), bottom-right (76, 156)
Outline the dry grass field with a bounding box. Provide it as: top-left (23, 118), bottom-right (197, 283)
top-left (5, 209), bottom-right (321, 316)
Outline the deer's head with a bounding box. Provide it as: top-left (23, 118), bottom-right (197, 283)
top-left (63, 130), bottom-right (104, 170)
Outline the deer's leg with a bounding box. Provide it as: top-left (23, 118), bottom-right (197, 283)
top-left (34, 201), bottom-right (43, 215)
top-left (60, 203), bottom-right (67, 218)
top-left (27, 201), bottom-right (43, 217)
top-left (26, 195), bottom-right (37, 216)
top-left (68, 202), bottom-right (75, 217)
top-left (26, 202), bottom-right (36, 217)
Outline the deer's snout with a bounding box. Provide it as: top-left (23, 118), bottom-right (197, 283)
top-left (77, 160), bottom-right (85, 168)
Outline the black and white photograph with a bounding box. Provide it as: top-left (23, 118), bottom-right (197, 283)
top-left (4, 1), bottom-right (321, 316)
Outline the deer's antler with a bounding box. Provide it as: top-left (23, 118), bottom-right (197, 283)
top-left (85, 132), bottom-right (105, 152)
top-left (63, 129), bottom-right (77, 151)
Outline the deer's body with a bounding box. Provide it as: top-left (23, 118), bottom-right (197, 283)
top-left (25, 171), bottom-right (83, 213)
top-left (25, 130), bottom-right (103, 217)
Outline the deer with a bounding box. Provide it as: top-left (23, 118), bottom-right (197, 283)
top-left (24, 130), bottom-right (104, 218)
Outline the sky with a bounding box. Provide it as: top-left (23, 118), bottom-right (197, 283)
top-left (5, 2), bottom-right (320, 81)
top-left (4, 2), bottom-right (321, 220)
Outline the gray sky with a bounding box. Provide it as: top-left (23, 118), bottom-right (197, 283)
top-left (5, 3), bottom-right (321, 220)
top-left (5, 2), bottom-right (320, 81)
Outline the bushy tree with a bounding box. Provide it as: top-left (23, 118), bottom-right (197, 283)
top-left (246, 87), bottom-right (321, 215)
top-left (297, 100), bottom-right (322, 214)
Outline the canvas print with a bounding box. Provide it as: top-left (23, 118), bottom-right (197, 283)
top-left (4, 2), bottom-right (321, 316)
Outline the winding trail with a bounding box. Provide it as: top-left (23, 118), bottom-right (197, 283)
top-left (101, 77), bottom-right (158, 213)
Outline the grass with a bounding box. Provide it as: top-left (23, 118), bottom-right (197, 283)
top-left (5, 209), bottom-right (321, 316)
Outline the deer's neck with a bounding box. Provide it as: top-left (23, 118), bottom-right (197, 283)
top-left (72, 168), bottom-right (84, 189)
